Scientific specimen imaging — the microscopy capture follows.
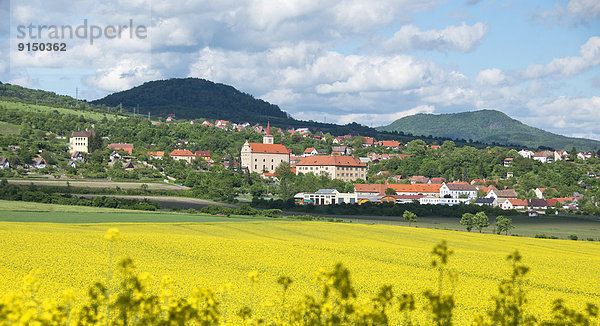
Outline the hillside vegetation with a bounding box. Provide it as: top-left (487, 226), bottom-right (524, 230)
top-left (92, 78), bottom-right (289, 122)
top-left (377, 109), bottom-right (600, 151)
top-left (0, 83), bottom-right (84, 108)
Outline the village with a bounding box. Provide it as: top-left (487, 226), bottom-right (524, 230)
top-left (3, 114), bottom-right (595, 216)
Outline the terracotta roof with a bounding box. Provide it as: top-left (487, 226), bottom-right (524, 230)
top-left (195, 151), bottom-right (211, 157)
top-left (410, 176), bottom-right (430, 183)
top-left (71, 129), bottom-right (95, 138)
top-left (248, 143), bottom-right (290, 154)
top-left (304, 147), bottom-right (315, 154)
top-left (506, 198), bottom-right (527, 206)
top-left (170, 149), bottom-right (195, 156)
top-left (266, 122), bottom-right (272, 136)
top-left (430, 177), bottom-right (446, 184)
top-left (376, 140), bottom-right (401, 147)
top-left (353, 184), bottom-right (387, 194)
top-left (147, 151), bottom-right (165, 157)
top-left (388, 183), bottom-right (442, 193)
top-left (296, 155), bottom-right (366, 167)
top-left (545, 197), bottom-right (574, 206)
top-left (107, 143), bottom-right (133, 154)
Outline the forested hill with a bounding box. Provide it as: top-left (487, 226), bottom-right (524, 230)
top-left (92, 78), bottom-right (289, 122)
top-left (377, 109), bottom-right (600, 151)
top-left (0, 83), bottom-right (87, 109)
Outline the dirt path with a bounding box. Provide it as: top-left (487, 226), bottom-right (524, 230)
top-left (7, 179), bottom-right (189, 191)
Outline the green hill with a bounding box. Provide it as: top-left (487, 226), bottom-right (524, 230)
top-left (0, 83), bottom-right (87, 109)
top-left (92, 78), bottom-right (289, 122)
top-left (376, 109), bottom-right (600, 151)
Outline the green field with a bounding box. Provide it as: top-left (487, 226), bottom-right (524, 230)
top-left (0, 121), bottom-right (20, 135)
top-left (0, 100), bottom-right (125, 121)
top-left (0, 200), bottom-right (265, 223)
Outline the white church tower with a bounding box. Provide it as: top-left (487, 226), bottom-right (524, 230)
top-left (263, 121), bottom-right (274, 144)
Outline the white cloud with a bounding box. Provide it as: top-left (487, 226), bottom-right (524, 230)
top-left (85, 57), bottom-right (162, 92)
top-left (335, 105), bottom-right (435, 125)
top-left (260, 88), bottom-right (300, 105)
top-left (315, 55), bottom-right (444, 94)
top-left (476, 68), bottom-right (506, 85)
top-left (566, 0), bottom-right (600, 21)
top-left (523, 96), bottom-right (600, 140)
top-left (520, 36), bottom-right (600, 79)
top-left (534, 0), bottom-right (600, 26)
top-left (382, 22), bottom-right (488, 53)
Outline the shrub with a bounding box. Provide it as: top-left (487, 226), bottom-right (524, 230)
top-left (568, 234), bottom-right (578, 241)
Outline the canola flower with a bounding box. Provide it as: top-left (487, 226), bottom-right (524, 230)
top-left (0, 221), bottom-right (598, 324)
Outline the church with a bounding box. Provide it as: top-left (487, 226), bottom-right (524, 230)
top-left (241, 122), bottom-right (290, 173)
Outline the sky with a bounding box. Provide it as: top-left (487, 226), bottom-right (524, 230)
top-left (1, 0), bottom-right (599, 139)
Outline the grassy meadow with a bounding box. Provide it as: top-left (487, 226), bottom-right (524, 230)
top-left (0, 201), bottom-right (598, 324)
top-left (0, 121), bottom-right (20, 135)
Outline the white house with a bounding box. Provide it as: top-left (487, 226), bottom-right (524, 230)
top-left (419, 197), bottom-right (471, 206)
top-left (518, 150), bottom-right (533, 159)
top-left (303, 147), bottom-right (320, 157)
top-left (0, 158), bottom-right (9, 169)
top-left (439, 183), bottom-right (477, 199)
top-left (299, 189), bottom-right (358, 205)
top-left (500, 198), bottom-right (527, 210)
top-left (533, 151), bottom-right (554, 163)
top-left (534, 187), bottom-right (556, 199)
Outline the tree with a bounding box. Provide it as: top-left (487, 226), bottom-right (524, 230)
top-left (403, 210), bottom-right (417, 227)
top-left (249, 183), bottom-right (266, 197)
top-left (569, 147), bottom-right (578, 161)
top-left (495, 216), bottom-right (514, 235)
top-left (460, 213), bottom-right (475, 232)
top-left (274, 161), bottom-right (294, 180)
top-left (406, 139), bottom-right (427, 156)
top-left (473, 212), bottom-right (490, 233)
top-left (385, 187), bottom-right (396, 195)
top-left (88, 132), bottom-right (104, 152)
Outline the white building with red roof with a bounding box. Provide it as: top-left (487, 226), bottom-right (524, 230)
top-left (295, 155), bottom-right (366, 181)
top-left (170, 149), bottom-right (196, 163)
top-left (241, 122), bottom-right (290, 173)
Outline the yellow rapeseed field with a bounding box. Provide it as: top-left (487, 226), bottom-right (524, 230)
top-left (0, 220), bottom-right (598, 324)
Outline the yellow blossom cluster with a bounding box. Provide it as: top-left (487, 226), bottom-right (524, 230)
top-left (0, 221), bottom-right (598, 324)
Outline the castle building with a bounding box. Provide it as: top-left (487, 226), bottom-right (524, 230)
top-left (241, 122), bottom-right (290, 173)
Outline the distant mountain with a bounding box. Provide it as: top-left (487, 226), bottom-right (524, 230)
top-left (92, 78), bottom-right (289, 122)
top-left (5, 79), bottom-right (558, 150)
top-left (376, 109), bottom-right (600, 151)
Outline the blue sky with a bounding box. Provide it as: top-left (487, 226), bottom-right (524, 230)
top-left (1, 0), bottom-right (599, 140)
